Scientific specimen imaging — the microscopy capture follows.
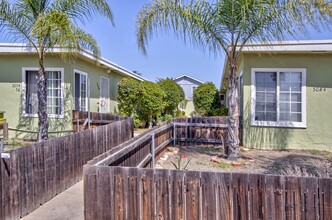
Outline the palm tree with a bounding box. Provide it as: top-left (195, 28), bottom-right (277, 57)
top-left (136, 0), bottom-right (331, 160)
top-left (0, 0), bottom-right (113, 141)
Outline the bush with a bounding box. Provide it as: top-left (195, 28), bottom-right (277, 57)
top-left (157, 78), bottom-right (185, 115)
top-left (175, 109), bottom-right (186, 118)
top-left (193, 82), bottom-right (221, 116)
top-left (160, 114), bottom-right (173, 122)
top-left (208, 107), bottom-right (228, 116)
top-left (133, 114), bottom-right (145, 128)
top-left (139, 81), bottom-right (165, 128)
top-left (117, 77), bottom-right (143, 117)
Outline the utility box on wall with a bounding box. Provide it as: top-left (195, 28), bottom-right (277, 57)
top-left (0, 111), bottom-right (8, 140)
top-left (0, 111), bottom-right (6, 124)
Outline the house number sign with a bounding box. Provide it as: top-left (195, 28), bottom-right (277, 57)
top-left (12, 83), bottom-right (21, 92)
top-left (313, 87), bottom-right (327, 92)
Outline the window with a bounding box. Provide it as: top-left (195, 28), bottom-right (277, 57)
top-left (22, 68), bottom-right (64, 118)
top-left (179, 101), bottom-right (185, 110)
top-left (251, 68), bottom-right (306, 128)
top-left (74, 70), bottom-right (88, 111)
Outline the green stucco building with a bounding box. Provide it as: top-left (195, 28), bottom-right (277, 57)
top-left (0, 43), bottom-right (144, 140)
top-left (221, 40), bottom-right (332, 152)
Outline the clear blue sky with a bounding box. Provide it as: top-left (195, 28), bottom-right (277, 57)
top-left (1, 0), bottom-right (331, 87)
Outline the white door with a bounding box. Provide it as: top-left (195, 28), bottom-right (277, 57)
top-left (100, 76), bottom-right (110, 113)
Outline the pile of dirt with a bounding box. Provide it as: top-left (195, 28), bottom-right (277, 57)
top-left (157, 146), bottom-right (332, 178)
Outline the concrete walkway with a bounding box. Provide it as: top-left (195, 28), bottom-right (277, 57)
top-left (21, 181), bottom-right (84, 220)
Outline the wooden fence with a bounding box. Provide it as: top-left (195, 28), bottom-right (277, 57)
top-left (72, 110), bottom-right (124, 132)
top-left (84, 116), bottom-right (332, 220)
top-left (173, 117), bottom-right (227, 147)
top-left (0, 112), bottom-right (133, 219)
top-left (84, 166), bottom-right (332, 220)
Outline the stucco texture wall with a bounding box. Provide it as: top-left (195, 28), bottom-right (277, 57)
top-left (241, 53), bottom-right (332, 151)
top-left (0, 54), bottom-right (124, 139)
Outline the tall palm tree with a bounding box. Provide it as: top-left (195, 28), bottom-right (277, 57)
top-left (136, 0), bottom-right (331, 160)
top-left (0, 0), bottom-right (113, 141)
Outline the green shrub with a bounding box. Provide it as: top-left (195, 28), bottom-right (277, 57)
top-left (139, 81), bottom-right (166, 128)
top-left (193, 82), bottom-right (221, 116)
top-left (157, 78), bottom-right (185, 115)
top-left (117, 77), bottom-right (143, 117)
top-left (160, 114), bottom-right (173, 122)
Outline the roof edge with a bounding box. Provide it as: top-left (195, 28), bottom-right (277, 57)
top-left (0, 43), bottom-right (146, 81)
top-left (175, 74), bottom-right (204, 84)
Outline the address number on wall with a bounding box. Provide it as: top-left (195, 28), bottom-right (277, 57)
top-left (313, 87), bottom-right (327, 92)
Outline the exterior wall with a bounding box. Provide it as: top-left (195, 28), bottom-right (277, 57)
top-left (241, 53), bottom-right (332, 151)
top-left (179, 100), bottom-right (196, 116)
top-left (175, 76), bottom-right (202, 116)
top-left (175, 77), bottom-right (201, 100)
top-left (0, 54), bottom-right (126, 139)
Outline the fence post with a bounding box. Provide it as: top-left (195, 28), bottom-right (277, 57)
top-left (0, 138), bottom-right (3, 152)
top-left (173, 124), bottom-right (176, 146)
top-left (151, 133), bottom-right (155, 168)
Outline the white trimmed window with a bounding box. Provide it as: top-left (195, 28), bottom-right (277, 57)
top-left (251, 68), bottom-right (306, 128)
top-left (179, 101), bottom-right (185, 110)
top-left (22, 68), bottom-right (64, 118)
top-left (74, 70), bottom-right (88, 111)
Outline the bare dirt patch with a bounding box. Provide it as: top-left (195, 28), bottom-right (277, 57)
top-left (157, 146), bottom-right (332, 178)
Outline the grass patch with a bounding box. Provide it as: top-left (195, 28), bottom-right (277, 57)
top-left (219, 161), bottom-right (232, 169)
top-left (308, 150), bottom-right (330, 157)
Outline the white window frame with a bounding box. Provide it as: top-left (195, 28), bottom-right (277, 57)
top-left (179, 101), bottom-right (185, 110)
top-left (73, 69), bottom-right (88, 111)
top-left (22, 67), bottom-right (64, 118)
top-left (251, 68), bottom-right (306, 128)
top-left (191, 85), bottom-right (198, 97)
top-left (99, 76), bottom-right (110, 113)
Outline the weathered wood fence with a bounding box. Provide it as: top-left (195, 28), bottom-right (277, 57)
top-left (84, 116), bottom-right (332, 220)
top-left (0, 112), bottom-right (133, 220)
top-left (72, 110), bottom-right (123, 132)
top-left (85, 167), bottom-right (332, 220)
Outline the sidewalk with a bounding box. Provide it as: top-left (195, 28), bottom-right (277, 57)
top-left (21, 181), bottom-right (84, 220)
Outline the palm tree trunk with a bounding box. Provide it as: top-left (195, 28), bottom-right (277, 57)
top-left (226, 59), bottom-right (240, 160)
top-left (37, 50), bottom-right (48, 141)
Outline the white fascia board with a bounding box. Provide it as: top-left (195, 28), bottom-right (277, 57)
top-left (175, 74), bottom-right (204, 84)
top-left (0, 43), bottom-right (146, 82)
top-left (240, 40), bottom-right (332, 52)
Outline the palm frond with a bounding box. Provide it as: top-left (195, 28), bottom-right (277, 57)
top-left (53, 0), bottom-right (114, 25)
top-left (137, 0), bottom-right (229, 56)
top-left (32, 10), bottom-right (100, 58)
top-left (0, 0), bottom-right (37, 49)
top-left (137, 0), bottom-right (331, 58)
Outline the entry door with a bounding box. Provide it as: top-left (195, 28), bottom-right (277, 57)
top-left (74, 71), bottom-right (88, 111)
top-left (100, 76), bottom-right (109, 113)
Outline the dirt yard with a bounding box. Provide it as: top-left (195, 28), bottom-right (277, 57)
top-left (157, 146), bottom-right (332, 178)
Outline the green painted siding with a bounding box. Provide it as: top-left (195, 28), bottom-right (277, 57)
top-left (241, 53), bottom-right (332, 151)
top-left (0, 54), bottom-right (128, 139)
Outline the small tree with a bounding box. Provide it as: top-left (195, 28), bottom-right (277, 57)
top-left (0, 0), bottom-right (113, 141)
top-left (193, 82), bottom-right (221, 116)
top-left (117, 77), bottom-right (143, 117)
top-left (157, 78), bottom-right (184, 115)
top-left (136, 0), bottom-right (330, 160)
top-left (139, 81), bottom-right (165, 128)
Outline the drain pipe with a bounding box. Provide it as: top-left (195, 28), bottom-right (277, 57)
top-left (88, 76), bottom-right (91, 129)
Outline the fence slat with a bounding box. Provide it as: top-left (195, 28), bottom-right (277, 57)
top-left (155, 169), bottom-right (170, 220)
top-left (185, 171), bottom-right (200, 220)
